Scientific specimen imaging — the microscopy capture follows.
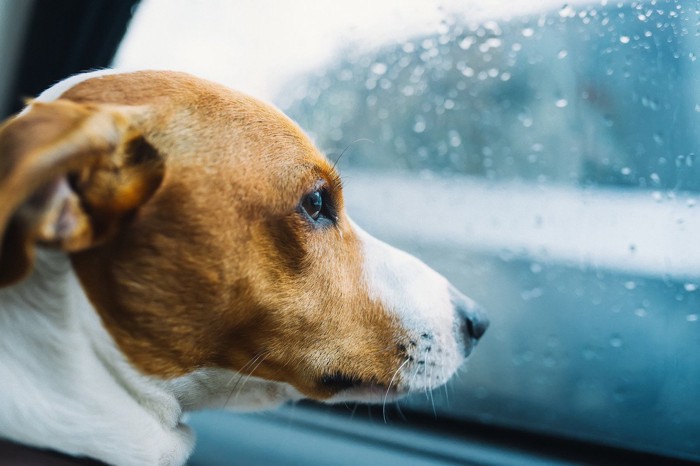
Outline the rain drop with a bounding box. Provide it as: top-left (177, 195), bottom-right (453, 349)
top-left (413, 116), bottom-right (426, 133)
top-left (448, 130), bottom-right (461, 147)
top-left (461, 67), bottom-right (475, 77)
top-left (459, 37), bottom-right (475, 50)
top-left (609, 334), bottom-right (624, 348)
top-left (370, 62), bottom-right (387, 75)
top-left (559, 4), bottom-right (574, 18)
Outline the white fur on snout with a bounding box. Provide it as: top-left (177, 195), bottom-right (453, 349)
top-left (350, 220), bottom-right (465, 395)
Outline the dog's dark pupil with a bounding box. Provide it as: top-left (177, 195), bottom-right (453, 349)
top-left (303, 191), bottom-right (323, 220)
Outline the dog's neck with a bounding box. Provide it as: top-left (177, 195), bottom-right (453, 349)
top-left (0, 249), bottom-right (193, 465)
top-left (0, 249), bottom-right (303, 465)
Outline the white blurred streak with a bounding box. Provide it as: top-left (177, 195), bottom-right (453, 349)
top-left (114, 0), bottom-right (606, 101)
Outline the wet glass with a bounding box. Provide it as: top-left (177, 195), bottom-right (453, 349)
top-left (116, 0), bottom-right (700, 460)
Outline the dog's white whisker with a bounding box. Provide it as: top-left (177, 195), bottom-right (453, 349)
top-left (223, 352), bottom-right (269, 409)
top-left (232, 354), bottom-right (270, 406)
top-left (383, 357), bottom-right (410, 423)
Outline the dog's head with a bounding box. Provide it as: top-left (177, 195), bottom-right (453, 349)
top-left (0, 71), bottom-right (487, 405)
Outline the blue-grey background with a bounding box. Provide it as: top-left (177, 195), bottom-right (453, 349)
top-left (272, 0), bottom-right (700, 460)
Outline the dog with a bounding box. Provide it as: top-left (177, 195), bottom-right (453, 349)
top-left (0, 70), bottom-right (488, 465)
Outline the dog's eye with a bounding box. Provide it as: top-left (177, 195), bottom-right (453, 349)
top-left (301, 190), bottom-right (323, 221)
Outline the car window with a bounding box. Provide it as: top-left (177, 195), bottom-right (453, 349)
top-left (116, 0), bottom-right (700, 460)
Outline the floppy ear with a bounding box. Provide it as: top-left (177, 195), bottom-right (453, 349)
top-left (0, 99), bottom-right (164, 287)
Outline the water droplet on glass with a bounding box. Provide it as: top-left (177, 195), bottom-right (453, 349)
top-left (624, 281), bottom-right (636, 290)
top-left (448, 130), bottom-right (461, 147)
top-left (684, 283), bottom-right (698, 292)
top-left (459, 36), bottom-right (475, 50)
top-left (651, 191), bottom-right (663, 202)
top-left (653, 133), bottom-right (664, 145)
top-left (461, 67), bottom-right (475, 77)
top-left (555, 98), bottom-right (568, 108)
top-left (687, 314), bottom-right (699, 322)
top-left (620, 166), bottom-right (632, 175)
top-left (557, 49), bottom-right (568, 59)
top-left (521, 287), bottom-right (543, 301)
top-left (634, 308), bottom-right (647, 317)
top-left (620, 35), bottom-right (631, 44)
top-left (485, 38), bottom-right (502, 49)
top-left (530, 262), bottom-right (543, 274)
top-left (522, 27), bottom-right (534, 38)
top-left (687, 198), bottom-right (696, 208)
top-left (413, 116), bottom-right (426, 133)
top-left (518, 111), bottom-right (533, 128)
top-left (609, 334), bottom-right (624, 348)
top-left (559, 4), bottom-right (574, 18)
top-left (370, 62), bottom-right (387, 75)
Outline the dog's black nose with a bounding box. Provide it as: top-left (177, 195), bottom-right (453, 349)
top-left (450, 285), bottom-right (489, 341)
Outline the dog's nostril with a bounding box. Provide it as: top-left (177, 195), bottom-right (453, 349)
top-left (466, 314), bottom-right (489, 340)
top-left (450, 285), bottom-right (489, 341)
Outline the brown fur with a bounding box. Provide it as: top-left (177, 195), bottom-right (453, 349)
top-left (0, 71), bottom-right (408, 399)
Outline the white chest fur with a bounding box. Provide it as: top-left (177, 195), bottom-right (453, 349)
top-left (0, 249), bottom-right (193, 465)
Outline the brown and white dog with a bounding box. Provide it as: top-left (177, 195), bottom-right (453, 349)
top-left (0, 70), bottom-right (488, 465)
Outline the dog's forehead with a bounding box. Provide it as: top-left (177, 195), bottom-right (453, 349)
top-left (60, 70), bottom-right (335, 196)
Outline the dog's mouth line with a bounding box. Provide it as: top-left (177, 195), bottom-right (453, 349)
top-left (318, 372), bottom-right (410, 399)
